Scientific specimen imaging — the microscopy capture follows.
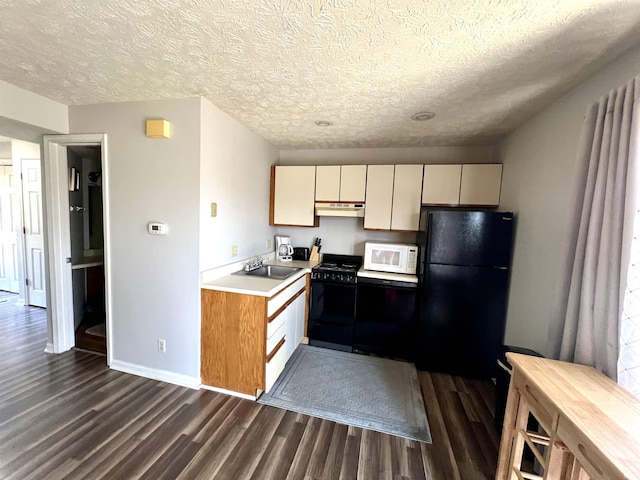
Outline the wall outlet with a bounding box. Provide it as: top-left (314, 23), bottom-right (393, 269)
top-left (158, 338), bottom-right (166, 353)
top-left (231, 245), bottom-right (238, 257)
top-left (266, 239), bottom-right (272, 249)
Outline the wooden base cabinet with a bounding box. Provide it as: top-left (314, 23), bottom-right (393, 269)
top-left (201, 275), bottom-right (308, 397)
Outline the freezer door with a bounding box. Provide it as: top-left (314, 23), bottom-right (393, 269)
top-left (417, 264), bottom-right (509, 378)
top-left (427, 210), bottom-right (513, 267)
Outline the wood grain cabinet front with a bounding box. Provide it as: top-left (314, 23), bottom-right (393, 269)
top-left (201, 274), bottom-right (308, 397)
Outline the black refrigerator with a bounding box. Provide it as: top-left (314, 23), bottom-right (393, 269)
top-left (416, 210), bottom-right (514, 378)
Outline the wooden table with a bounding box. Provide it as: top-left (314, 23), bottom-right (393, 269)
top-left (496, 353), bottom-right (640, 479)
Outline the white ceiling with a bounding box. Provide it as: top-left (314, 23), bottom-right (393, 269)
top-left (1, 1), bottom-right (640, 149)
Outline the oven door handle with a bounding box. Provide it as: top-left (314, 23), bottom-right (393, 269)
top-left (357, 277), bottom-right (418, 289)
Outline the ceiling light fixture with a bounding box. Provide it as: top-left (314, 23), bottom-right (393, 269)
top-left (411, 112), bottom-right (436, 121)
top-left (314, 120), bottom-right (333, 127)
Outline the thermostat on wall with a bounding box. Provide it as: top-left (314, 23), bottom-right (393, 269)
top-left (148, 222), bottom-right (168, 235)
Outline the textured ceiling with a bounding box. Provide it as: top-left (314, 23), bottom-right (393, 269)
top-left (1, 1), bottom-right (640, 149)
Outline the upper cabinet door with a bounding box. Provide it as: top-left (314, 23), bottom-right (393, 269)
top-left (422, 164), bottom-right (462, 205)
top-left (391, 164), bottom-right (423, 231)
top-left (459, 164), bottom-right (502, 206)
top-left (364, 165), bottom-right (394, 230)
top-left (340, 165), bottom-right (366, 202)
top-left (271, 166), bottom-right (317, 226)
top-left (315, 165), bottom-right (340, 201)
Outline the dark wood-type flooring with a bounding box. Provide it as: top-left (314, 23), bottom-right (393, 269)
top-left (0, 291), bottom-right (499, 479)
top-left (74, 319), bottom-right (106, 354)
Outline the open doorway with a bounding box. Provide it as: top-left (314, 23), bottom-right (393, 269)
top-left (0, 137), bottom-right (47, 308)
top-left (67, 145), bottom-right (106, 354)
top-left (43, 134), bottom-right (111, 363)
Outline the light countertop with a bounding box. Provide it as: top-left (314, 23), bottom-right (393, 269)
top-left (71, 254), bottom-right (104, 270)
top-left (201, 258), bottom-right (319, 297)
top-left (357, 267), bottom-right (419, 284)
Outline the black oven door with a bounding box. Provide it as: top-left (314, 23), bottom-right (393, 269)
top-left (355, 277), bottom-right (417, 359)
top-left (308, 281), bottom-right (357, 351)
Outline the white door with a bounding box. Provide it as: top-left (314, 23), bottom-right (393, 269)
top-left (0, 165), bottom-right (20, 292)
top-left (22, 159), bottom-right (47, 307)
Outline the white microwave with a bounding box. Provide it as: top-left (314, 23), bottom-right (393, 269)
top-left (363, 242), bottom-right (418, 275)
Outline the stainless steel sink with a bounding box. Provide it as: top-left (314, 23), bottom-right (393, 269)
top-left (234, 265), bottom-right (302, 280)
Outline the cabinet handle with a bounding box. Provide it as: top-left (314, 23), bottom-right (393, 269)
top-left (266, 337), bottom-right (286, 362)
top-left (267, 287), bottom-right (306, 323)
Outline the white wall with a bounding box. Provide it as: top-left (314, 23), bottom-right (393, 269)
top-left (499, 45), bottom-right (640, 356)
top-left (69, 98), bottom-right (202, 382)
top-left (279, 146), bottom-right (497, 253)
top-left (280, 145), bottom-right (496, 165)
top-left (200, 98), bottom-right (279, 270)
top-left (0, 80), bottom-right (69, 139)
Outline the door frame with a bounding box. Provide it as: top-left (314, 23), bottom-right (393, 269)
top-left (43, 134), bottom-right (112, 365)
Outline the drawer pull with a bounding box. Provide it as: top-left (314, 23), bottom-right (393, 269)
top-left (268, 287), bottom-right (305, 323)
top-left (266, 337), bottom-right (285, 363)
top-left (577, 443), bottom-right (603, 476)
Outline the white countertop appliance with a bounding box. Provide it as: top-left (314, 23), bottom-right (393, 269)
top-left (363, 242), bottom-right (418, 275)
top-left (276, 235), bottom-right (293, 261)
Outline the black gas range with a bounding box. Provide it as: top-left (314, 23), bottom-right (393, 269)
top-left (311, 255), bottom-right (361, 284)
top-left (308, 254), bottom-right (362, 352)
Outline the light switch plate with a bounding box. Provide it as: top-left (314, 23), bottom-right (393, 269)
top-left (210, 202), bottom-right (217, 217)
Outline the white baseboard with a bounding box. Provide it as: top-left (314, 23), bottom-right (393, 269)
top-left (44, 342), bottom-right (54, 353)
top-left (110, 360), bottom-right (201, 390)
top-left (200, 384), bottom-right (257, 401)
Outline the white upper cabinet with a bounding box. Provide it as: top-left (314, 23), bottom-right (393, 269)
top-left (315, 165), bottom-right (341, 201)
top-left (271, 165), bottom-right (317, 226)
top-left (315, 165), bottom-right (367, 203)
top-left (459, 164), bottom-right (502, 206)
top-left (391, 164), bottom-right (424, 231)
top-left (340, 165), bottom-right (367, 203)
top-left (364, 165), bottom-right (394, 230)
top-left (422, 164), bottom-right (462, 205)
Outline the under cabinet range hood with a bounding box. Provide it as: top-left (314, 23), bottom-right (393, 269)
top-left (315, 202), bottom-right (365, 217)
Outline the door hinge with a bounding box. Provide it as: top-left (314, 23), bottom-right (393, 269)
top-left (23, 227), bottom-right (26, 234)
top-left (25, 278), bottom-right (29, 286)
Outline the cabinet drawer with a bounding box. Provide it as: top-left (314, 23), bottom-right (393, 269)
top-left (267, 275), bottom-right (306, 317)
top-left (267, 308), bottom-right (287, 339)
top-left (265, 339), bottom-right (287, 393)
top-left (266, 322), bottom-right (286, 356)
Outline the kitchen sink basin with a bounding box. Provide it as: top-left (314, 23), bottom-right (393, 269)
top-left (234, 265), bottom-right (302, 280)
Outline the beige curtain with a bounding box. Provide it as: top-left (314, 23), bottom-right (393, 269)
top-left (548, 77), bottom-right (640, 379)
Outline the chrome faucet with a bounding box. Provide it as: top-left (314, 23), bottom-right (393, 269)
top-left (244, 256), bottom-right (264, 272)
